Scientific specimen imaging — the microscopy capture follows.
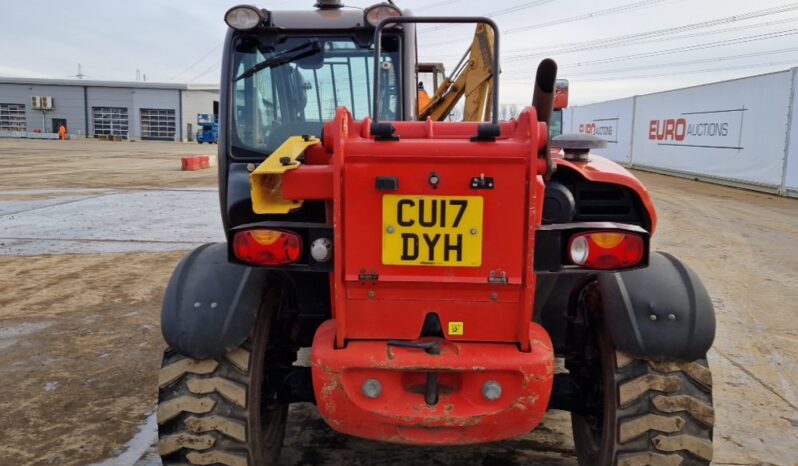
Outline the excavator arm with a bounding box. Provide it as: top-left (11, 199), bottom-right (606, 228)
top-left (419, 23), bottom-right (495, 121)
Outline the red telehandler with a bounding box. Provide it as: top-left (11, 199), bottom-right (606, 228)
top-left (157, 3), bottom-right (716, 465)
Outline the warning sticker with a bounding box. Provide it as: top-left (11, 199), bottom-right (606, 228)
top-left (448, 321), bottom-right (464, 336)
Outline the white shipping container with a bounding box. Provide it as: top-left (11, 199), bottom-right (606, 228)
top-left (631, 71), bottom-right (793, 188)
top-left (565, 97), bottom-right (635, 164)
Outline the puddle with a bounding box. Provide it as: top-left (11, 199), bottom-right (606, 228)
top-left (0, 321), bottom-right (54, 350)
top-left (0, 188), bottom-right (112, 196)
top-left (92, 412), bottom-right (158, 466)
top-left (0, 189), bottom-right (224, 255)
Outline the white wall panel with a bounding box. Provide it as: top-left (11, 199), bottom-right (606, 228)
top-left (631, 71), bottom-right (793, 187)
top-left (562, 107), bottom-right (573, 135)
top-left (784, 68), bottom-right (798, 196)
top-left (567, 98), bottom-right (635, 164)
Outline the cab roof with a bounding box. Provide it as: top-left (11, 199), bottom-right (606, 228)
top-left (270, 7), bottom-right (370, 30)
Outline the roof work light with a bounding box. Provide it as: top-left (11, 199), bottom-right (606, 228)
top-left (364, 3), bottom-right (402, 27)
top-left (224, 5), bottom-right (268, 31)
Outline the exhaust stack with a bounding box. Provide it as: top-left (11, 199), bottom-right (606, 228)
top-left (532, 58), bottom-right (558, 126)
top-left (531, 59), bottom-right (558, 177)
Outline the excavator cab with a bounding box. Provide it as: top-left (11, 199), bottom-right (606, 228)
top-left (417, 62), bottom-right (445, 95)
top-left (416, 62), bottom-right (444, 116)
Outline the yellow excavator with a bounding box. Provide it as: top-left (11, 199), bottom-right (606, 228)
top-left (416, 25), bottom-right (569, 139)
top-left (417, 23), bottom-right (495, 121)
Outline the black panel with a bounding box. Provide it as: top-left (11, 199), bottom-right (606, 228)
top-left (279, 270), bottom-right (332, 347)
top-left (375, 176), bottom-right (399, 191)
top-left (547, 167), bottom-right (649, 230)
top-left (534, 273), bottom-right (590, 354)
top-left (543, 181), bottom-right (576, 223)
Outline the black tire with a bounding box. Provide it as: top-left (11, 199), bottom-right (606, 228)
top-left (571, 311), bottom-right (715, 466)
top-left (157, 291), bottom-right (288, 465)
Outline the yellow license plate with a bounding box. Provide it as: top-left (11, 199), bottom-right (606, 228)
top-left (382, 195), bottom-right (483, 267)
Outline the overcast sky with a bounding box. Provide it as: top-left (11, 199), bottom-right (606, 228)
top-left (2, 0), bottom-right (797, 106)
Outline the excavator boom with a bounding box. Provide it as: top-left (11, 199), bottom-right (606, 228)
top-left (419, 23), bottom-right (495, 121)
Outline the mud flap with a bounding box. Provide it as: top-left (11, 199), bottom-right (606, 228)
top-left (161, 243), bottom-right (269, 360)
top-left (597, 251), bottom-right (715, 361)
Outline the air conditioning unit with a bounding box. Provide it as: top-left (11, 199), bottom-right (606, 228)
top-left (31, 96), bottom-right (54, 110)
top-left (40, 96), bottom-right (54, 110)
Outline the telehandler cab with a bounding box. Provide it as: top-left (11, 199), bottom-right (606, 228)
top-left (158, 2), bottom-right (716, 465)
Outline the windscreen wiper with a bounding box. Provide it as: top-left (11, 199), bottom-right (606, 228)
top-left (235, 40), bottom-right (322, 81)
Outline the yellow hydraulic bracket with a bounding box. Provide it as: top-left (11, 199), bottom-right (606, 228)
top-left (250, 135), bottom-right (320, 214)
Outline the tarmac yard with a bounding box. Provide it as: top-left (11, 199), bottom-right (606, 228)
top-left (0, 138), bottom-right (796, 466)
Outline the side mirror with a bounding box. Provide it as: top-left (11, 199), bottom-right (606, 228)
top-left (554, 79), bottom-right (569, 110)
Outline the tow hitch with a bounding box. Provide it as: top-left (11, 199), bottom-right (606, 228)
top-left (388, 340), bottom-right (442, 405)
top-left (311, 320), bottom-right (554, 445)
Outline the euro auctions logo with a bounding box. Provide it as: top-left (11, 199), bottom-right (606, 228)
top-left (648, 119), bottom-right (729, 141)
top-left (578, 118), bottom-right (619, 143)
top-left (579, 123), bottom-right (614, 136)
top-left (647, 108), bottom-right (746, 150)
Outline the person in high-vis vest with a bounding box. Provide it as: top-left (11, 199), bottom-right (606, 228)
top-left (417, 81), bottom-right (431, 114)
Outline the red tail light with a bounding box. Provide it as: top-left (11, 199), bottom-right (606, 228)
top-left (568, 231), bottom-right (644, 270)
top-left (233, 229), bottom-right (302, 266)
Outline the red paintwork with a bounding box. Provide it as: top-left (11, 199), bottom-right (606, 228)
top-left (553, 155), bottom-right (658, 233)
top-left (289, 107), bottom-right (655, 445)
top-left (306, 107), bottom-right (553, 444)
top-left (344, 160), bottom-right (526, 284)
top-left (325, 108), bottom-right (547, 351)
top-left (311, 320), bottom-right (554, 445)
top-left (282, 165), bottom-right (333, 200)
top-left (554, 90), bottom-right (568, 110)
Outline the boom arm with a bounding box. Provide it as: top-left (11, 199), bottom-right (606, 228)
top-left (419, 24), bottom-right (495, 121)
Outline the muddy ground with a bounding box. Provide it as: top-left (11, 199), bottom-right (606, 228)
top-left (0, 138), bottom-right (796, 465)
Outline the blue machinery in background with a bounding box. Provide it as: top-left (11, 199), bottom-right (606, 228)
top-left (196, 114), bottom-right (218, 144)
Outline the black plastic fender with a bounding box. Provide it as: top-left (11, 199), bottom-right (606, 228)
top-left (597, 252), bottom-right (715, 361)
top-left (161, 243), bottom-right (270, 360)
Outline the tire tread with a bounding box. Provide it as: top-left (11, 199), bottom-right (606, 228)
top-left (157, 347), bottom-right (263, 466)
top-left (615, 357), bottom-right (714, 465)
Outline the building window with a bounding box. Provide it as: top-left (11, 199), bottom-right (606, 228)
top-left (0, 103), bottom-right (27, 131)
top-left (140, 108), bottom-right (176, 140)
top-left (93, 107), bottom-right (129, 138)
